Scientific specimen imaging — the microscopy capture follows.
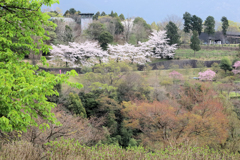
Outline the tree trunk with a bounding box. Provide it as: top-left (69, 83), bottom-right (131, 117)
top-left (194, 50), bottom-right (196, 57)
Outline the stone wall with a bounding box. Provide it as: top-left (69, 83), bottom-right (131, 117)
top-left (37, 67), bottom-right (82, 74)
top-left (138, 60), bottom-right (221, 70)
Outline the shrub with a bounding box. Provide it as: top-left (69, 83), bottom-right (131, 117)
top-left (169, 71), bottom-right (183, 83)
top-left (220, 57), bottom-right (232, 73)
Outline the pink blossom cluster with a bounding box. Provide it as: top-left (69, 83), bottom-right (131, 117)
top-left (169, 71), bottom-right (183, 80)
top-left (232, 61), bottom-right (240, 75)
top-left (198, 69), bottom-right (216, 81)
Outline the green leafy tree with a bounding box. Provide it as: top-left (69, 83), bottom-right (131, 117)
top-left (220, 57), bottom-right (232, 73)
top-left (183, 12), bottom-right (192, 33)
top-left (165, 21), bottom-right (180, 45)
top-left (119, 14), bottom-right (125, 21)
top-left (66, 92), bottom-right (87, 118)
top-left (99, 31), bottom-right (113, 50)
top-left (191, 15), bottom-right (203, 35)
top-left (190, 30), bottom-right (201, 57)
top-left (151, 22), bottom-right (159, 31)
top-left (204, 16), bottom-right (215, 44)
top-left (0, 0), bottom-right (83, 132)
top-left (101, 11), bottom-right (106, 16)
top-left (86, 22), bottom-right (106, 40)
top-left (93, 11), bottom-right (100, 20)
top-left (47, 11), bottom-right (63, 17)
top-left (221, 16), bottom-right (229, 44)
top-left (133, 17), bottom-right (151, 31)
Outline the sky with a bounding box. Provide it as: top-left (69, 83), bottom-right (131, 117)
top-left (42, 0), bottom-right (240, 24)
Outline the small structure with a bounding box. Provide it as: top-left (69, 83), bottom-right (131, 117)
top-left (199, 31), bottom-right (240, 44)
top-left (79, 13), bottom-right (94, 32)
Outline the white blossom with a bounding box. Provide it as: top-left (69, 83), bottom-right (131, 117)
top-left (49, 41), bottom-right (109, 67)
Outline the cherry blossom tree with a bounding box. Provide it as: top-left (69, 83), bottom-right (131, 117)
top-left (108, 43), bottom-right (152, 64)
top-left (108, 30), bottom-right (177, 64)
top-left (49, 41), bottom-right (109, 67)
top-left (232, 61), bottom-right (240, 75)
top-left (198, 69), bottom-right (216, 81)
top-left (169, 71), bottom-right (183, 79)
top-left (139, 30), bottom-right (177, 59)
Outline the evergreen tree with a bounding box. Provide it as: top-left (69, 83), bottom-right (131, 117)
top-left (190, 30), bottom-right (201, 57)
top-left (191, 15), bottom-right (203, 35)
top-left (109, 11), bottom-right (114, 17)
top-left (119, 14), bottom-right (125, 21)
top-left (63, 25), bottom-right (73, 43)
top-left (165, 21), bottom-right (180, 45)
top-left (204, 16), bottom-right (215, 44)
top-left (221, 16), bottom-right (229, 44)
top-left (101, 11), bottom-right (106, 16)
top-left (183, 12), bottom-right (192, 33)
top-left (63, 10), bottom-right (70, 17)
top-left (69, 8), bottom-right (76, 15)
top-left (99, 31), bottom-right (113, 50)
top-left (93, 11), bottom-right (100, 20)
top-left (67, 93), bottom-right (87, 118)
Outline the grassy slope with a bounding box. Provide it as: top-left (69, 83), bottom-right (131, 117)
top-left (175, 49), bottom-right (238, 60)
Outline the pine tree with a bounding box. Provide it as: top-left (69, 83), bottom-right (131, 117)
top-left (165, 21), bottom-right (180, 45)
top-left (221, 16), bottom-right (229, 44)
top-left (190, 30), bottom-right (201, 57)
top-left (204, 16), bottom-right (215, 44)
top-left (183, 12), bottom-right (192, 33)
top-left (101, 11), bottom-right (106, 16)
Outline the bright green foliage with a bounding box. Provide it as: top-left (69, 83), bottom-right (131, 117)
top-left (190, 30), bottom-right (201, 56)
top-left (46, 11), bottom-right (63, 17)
top-left (191, 15), bottom-right (203, 35)
top-left (221, 16), bottom-right (229, 37)
top-left (133, 17), bottom-right (151, 31)
top-left (119, 14), bottom-right (125, 21)
top-left (204, 16), bottom-right (215, 40)
top-left (42, 23), bottom-right (57, 46)
top-left (66, 93), bottom-right (87, 118)
top-left (0, 0), bottom-right (83, 132)
top-left (165, 21), bottom-right (180, 45)
top-left (183, 12), bottom-right (192, 33)
top-left (151, 21), bottom-right (159, 31)
top-left (99, 31), bottom-right (113, 50)
top-left (220, 57), bottom-right (232, 73)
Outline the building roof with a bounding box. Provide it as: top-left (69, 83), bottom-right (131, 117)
top-left (79, 13), bottom-right (94, 15)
